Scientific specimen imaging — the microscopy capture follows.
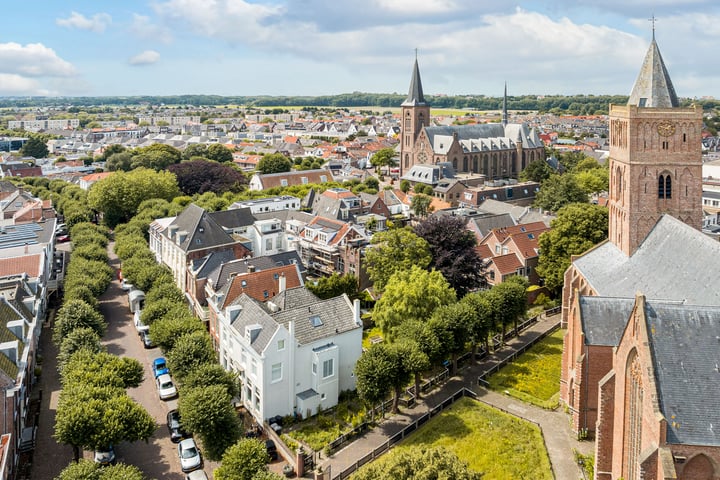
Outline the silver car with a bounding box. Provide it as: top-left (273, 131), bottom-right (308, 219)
top-left (178, 438), bottom-right (202, 472)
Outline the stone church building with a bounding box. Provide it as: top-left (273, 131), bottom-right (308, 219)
top-left (559, 34), bottom-right (720, 479)
top-left (398, 59), bottom-right (545, 177)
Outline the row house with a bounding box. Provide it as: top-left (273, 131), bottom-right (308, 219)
top-left (478, 221), bottom-right (550, 286)
top-left (229, 196), bottom-right (301, 215)
top-left (205, 261), bottom-right (303, 349)
top-left (218, 287), bottom-right (362, 423)
top-left (248, 169), bottom-right (331, 191)
top-left (460, 180), bottom-right (540, 208)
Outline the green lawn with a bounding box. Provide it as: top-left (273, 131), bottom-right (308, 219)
top-left (361, 326), bottom-right (383, 350)
top-left (487, 329), bottom-right (564, 409)
top-left (378, 397), bottom-right (552, 479)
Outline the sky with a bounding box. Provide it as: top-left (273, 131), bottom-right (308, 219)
top-left (1, 1), bottom-right (719, 99)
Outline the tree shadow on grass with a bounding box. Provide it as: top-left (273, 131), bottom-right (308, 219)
top-left (403, 412), bottom-right (472, 446)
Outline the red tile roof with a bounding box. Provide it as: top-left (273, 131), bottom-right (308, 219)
top-left (0, 254), bottom-right (43, 278)
top-left (491, 253), bottom-right (523, 275)
top-left (222, 264), bottom-right (302, 308)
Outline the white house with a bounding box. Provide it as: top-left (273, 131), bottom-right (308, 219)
top-left (218, 287), bottom-right (362, 422)
top-left (229, 196), bottom-right (301, 215)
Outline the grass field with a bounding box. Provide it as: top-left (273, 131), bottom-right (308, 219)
top-left (362, 397), bottom-right (552, 479)
top-left (487, 328), bottom-right (564, 409)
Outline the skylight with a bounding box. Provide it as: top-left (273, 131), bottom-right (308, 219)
top-left (310, 315), bottom-right (323, 327)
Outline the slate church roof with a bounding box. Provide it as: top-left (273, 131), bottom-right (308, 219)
top-left (627, 36), bottom-right (679, 108)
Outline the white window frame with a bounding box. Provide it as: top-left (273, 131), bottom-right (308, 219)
top-left (271, 362), bottom-right (282, 383)
top-left (322, 359), bottom-right (334, 379)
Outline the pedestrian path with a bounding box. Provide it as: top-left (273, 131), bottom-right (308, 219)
top-left (319, 314), bottom-right (594, 479)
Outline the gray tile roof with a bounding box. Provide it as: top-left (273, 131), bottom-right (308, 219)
top-left (229, 294), bottom-right (279, 355)
top-left (644, 301), bottom-right (720, 445)
top-left (267, 286), bottom-right (319, 313)
top-left (401, 58), bottom-right (427, 107)
top-left (628, 38), bottom-right (679, 108)
top-left (209, 207), bottom-right (256, 230)
top-left (165, 204), bottom-right (237, 253)
top-left (273, 294), bottom-right (359, 346)
top-left (191, 249), bottom-right (236, 278)
top-left (579, 296), bottom-right (634, 346)
top-left (573, 215), bottom-right (720, 306)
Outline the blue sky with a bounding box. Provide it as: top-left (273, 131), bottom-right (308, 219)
top-left (1, 1), bottom-right (719, 98)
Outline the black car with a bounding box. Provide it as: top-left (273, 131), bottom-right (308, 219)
top-left (167, 409), bottom-right (189, 443)
top-left (265, 439), bottom-right (278, 461)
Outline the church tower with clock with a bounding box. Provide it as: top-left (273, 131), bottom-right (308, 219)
top-left (607, 32), bottom-right (703, 256)
top-left (399, 56), bottom-right (430, 175)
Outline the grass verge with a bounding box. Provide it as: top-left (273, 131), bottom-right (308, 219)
top-left (487, 328), bottom-right (564, 409)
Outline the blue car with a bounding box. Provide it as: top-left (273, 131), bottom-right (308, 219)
top-left (153, 357), bottom-right (169, 378)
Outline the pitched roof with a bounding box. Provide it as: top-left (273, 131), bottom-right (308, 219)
top-left (401, 58), bottom-right (427, 107)
top-left (221, 264), bottom-right (303, 308)
top-left (273, 293), bottom-right (359, 346)
top-left (578, 296), bottom-right (634, 346)
top-left (573, 215), bottom-right (720, 306)
top-left (643, 301), bottom-right (720, 445)
top-left (0, 254), bottom-right (43, 278)
top-left (627, 38), bottom-right (679, 108)
top-left (490, 253), bottom-right (523, 275)
top-left (164, 204), bottom-right (237, 253)
top-left (229, 294), bottom-right (280, 354)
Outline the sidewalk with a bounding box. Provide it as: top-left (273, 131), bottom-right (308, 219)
top-left (319, 314), bottom-right (594, 479)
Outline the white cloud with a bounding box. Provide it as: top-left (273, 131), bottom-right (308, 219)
top-left (372, 0), bottom-right (459, 14)
top-left (56, 11), bottom-right (112, 33)
top-left (129, 50), bottom-right (161, 66)
top-left (130, 14), bottom-right (173, 44)
top-left (0, 42), bottom-right (76, 77)
top-left (0, 74), bottom-right (51, 96)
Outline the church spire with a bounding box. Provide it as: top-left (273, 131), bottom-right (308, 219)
top-left (402, 54), bottom-right (427, 107)
top-left (627, 32), bottom-right (679, 108)
top-left (502, 81), bottom-right (508, 126)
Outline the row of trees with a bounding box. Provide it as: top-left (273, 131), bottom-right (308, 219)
top-left (113, 199), bottom-right (284, 479)
top-left (53, 222), bottom-right (153, 480)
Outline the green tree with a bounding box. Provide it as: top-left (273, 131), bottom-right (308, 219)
top-left (130, 143), bottom-right (182, 171)
top-left (62, 351), bottom-right (144, 390)
top-left (150, 315), bottom-right (206, 352)
top-left (140, 298), bottom-right (188, 326)
top-left (165, 331), bottom-right (216, 381)
top-left (461, 291), bottom-right (496, 357)
top-left (256, 153), bottom-right (292, 174)
top-left (575, 167), bottom-right (609, 195)
top-left (488, 276), bottom-right (528, 338)
top-left (395, 320), bottom-right (441, 398)
top-left (307, 273), bottom-right (359, 299)
top-left (183, 143), bottom-right (208, 160)
top-left (369, 147), bottom-right (396, 174)
top-left (53, 300), bottom-right (106, 346)
top-left (533, 174), bottom-right (588, 212)
top-left (354, 344), bottom-right (394, 418)
top-left (351, 446), bottom-right (480, 480)
top-left (373, 265), bottom-right (455, 338)
top-left (207, 143), bottom-right (234, 163)
top-left (105, 151), bottom-right (133, 171)
top-left (87, 168), bottom-right (180, 228)
top-left (410, 193), bottom-right (432, 217)
top-left (181, 363), bottom-right (240, 398)
top-left (56, 459), bottom-right (145, 480)
top-left (536, 202), bottom-right (608, 293)
top-left (364, 228), bottom-right (431, 292)
top-left (179, 385), bottom-right (242, 460)
top-left (399, 179), bottom-right (411, 193)
top-left (428, 302), bottom-right (473, 374)
top-left (214, 438), bottom-right (270, 480)
top-left (519, 158), bottom-right (554, 183)
top-left (98, 144), bottom-right (126, 162)
top-left (20, 136), bottom-right (48, 158)
top-left (57, 327), bottom-right (103, 374)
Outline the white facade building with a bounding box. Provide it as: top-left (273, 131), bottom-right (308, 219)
top-left (218, 288), bottom-right (362, 422)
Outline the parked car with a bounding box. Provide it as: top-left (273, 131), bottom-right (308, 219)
top-left (156, 373), bottom-right (177, 400)
top-left (185, 471), bottom-right (208, 480)
top-left (120, 278), bottom-right (134, 291)
top-left (140, 331), bottom-right (154, 349)
top-left (152, 357), bottom-right (169, 378)
top-left (177, 438), bottom-right (203, 473)
top-left (167, 409), bottom-right (189, 443)
top-left (94, 445), bottom-right (116, 466)
top-left (56, 234), bottom-right (71, 243)
top-left (265, 439), bottom-right (278, 461)
top-left (134, 312), bottom-right (149, 335)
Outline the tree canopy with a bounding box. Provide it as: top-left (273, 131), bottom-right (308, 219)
top-left (256, 153), bottom-right (292, 174)
top-left (87, 168), bottom-right (180, 228)
top-left (20, 136), bottom-right (49, 159)
top-left (536, 202), bottom-right (609, 293)
top-left (351, 446), bottom-right (480, 480)
top-left (306, 273), bottom-right (359, 300)
top-left (214, 438), bottom-right (270, 480)
top-left (533, 174), bottom-right (589, 212)
top-left (179, 385), bottom-right (242, 460)
top-left (414, 215), bottom-right (487, 297)
top-left (364, 227), bottom-right (431, 292)
top-left (373, 265), bottom-right (456, 337)
top-left (168, 159), bottom-right (247, 195)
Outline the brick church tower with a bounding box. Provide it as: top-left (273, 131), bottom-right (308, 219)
top-left (607, 33), bottom-right (703, 256)
top-left (399, 57), bottom-right (430, 175)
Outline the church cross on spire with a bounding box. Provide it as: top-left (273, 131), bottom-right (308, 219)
top-left (649, 14), bottom-right (656, 40)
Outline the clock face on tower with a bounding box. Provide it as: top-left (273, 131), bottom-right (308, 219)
top-left (417, 152), bottom-right (427, 164)
top-left (657, 121), bottom-right (676, 137)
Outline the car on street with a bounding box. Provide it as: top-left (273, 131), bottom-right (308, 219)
top-left (134, 312), bottom-right (149, 335)
top-left (56, 234), bottom-right (71, 243)
top-left (167, 409), bottom-right (189, 443)
top-left (185, 471), bottom-right (208, 480)
top-left (94, 445), bottom-right (116, 466)
top-left (140, 331), bottom-right (155, 349)
top-left (177, 438), bottom-right (203, 473)
top-left (152, 357), bottom-right (169, 378)
top-left (121, 278), bottom-right (134, 291)
top-left (156, 373), bottom-right (177, 400)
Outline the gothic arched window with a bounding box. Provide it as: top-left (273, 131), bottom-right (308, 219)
top-left (658, 173), bottom-right (672, 199)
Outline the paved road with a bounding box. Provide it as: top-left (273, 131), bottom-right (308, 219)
top-left (31, 242), bottom-right (214, 480)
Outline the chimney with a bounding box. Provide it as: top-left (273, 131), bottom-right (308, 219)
top-left (353, 298), bottom-right (361, 326)
top-left (248, 264), bottom-right (256, 273)
top-left (278, 272), bottom-right (286, 293)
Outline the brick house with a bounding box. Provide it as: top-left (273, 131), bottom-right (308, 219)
top-left (478, 221), bottom-right (549, 286)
